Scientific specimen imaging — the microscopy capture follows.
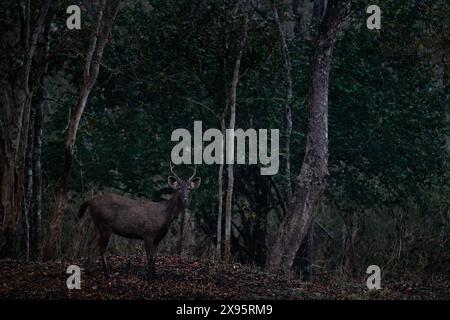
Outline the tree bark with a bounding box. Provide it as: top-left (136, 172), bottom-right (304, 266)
top-left (0, 0), bottom-right (51, 258)
top-left (178, 209), bottom-right (186, 255)
top-left (304, 221), bottom-right (314, 281)
top-left (40, 0), bottom-right (124, 260)
top-left (22, 104), bottom-right (36, 261)
top-left (216, 115), bottom-right (226, 260)
top-left (267, 0), bottom-right (350, 276)
top-left (271, 1), bottom-right (293, 199)
top-left (25, 82), bottom-right (47, 261)
top-left (292, 218), bottom-right (315, 280)
top-left (30, 103), bottom-right (43, 259)
top-left (224, 12), bottom-right (249, 264)
top-left (30, 15), bottom-right (51, 260)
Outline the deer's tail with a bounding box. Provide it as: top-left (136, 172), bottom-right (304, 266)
top-left (78, 201), bottom-right (90, 219)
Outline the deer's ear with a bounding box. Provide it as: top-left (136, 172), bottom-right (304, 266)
top-left (168, 176), bottom-right (179, 189)
top-left (189, 177), bottom-right (201, 189)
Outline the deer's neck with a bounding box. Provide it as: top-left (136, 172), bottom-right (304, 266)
top-left (165, 193), bottom-right (184, 221)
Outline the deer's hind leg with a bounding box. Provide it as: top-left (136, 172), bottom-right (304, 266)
top-left (85, 228), bottom-right (100, 269)
top-left (98, 230), bottom-right (112, 279)
top-left (144, 238), bottom-right (158, 281)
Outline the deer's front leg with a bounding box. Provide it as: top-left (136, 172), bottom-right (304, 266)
top-left (144, 238), bottom-right (158, 281)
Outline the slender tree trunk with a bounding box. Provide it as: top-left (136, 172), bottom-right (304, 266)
top-left (340, 210), bottom-right (358, 275)
top-left (31, 104), bottom-right (43, 259)
top-left (224, 12), bottom-right (249, 264)
top-left (40, 0), bottom-right (124, 260)
top-left (178, 209), bottom-right (185, 255)
top-left (216, 115), bottom-right (226, 260)
top-left (271, 1), bottom-right (293, 199)
top-left (30, 18), bottom-right (50, 259)
top-left (268, 0), bottom-right (350, 276)
top-left (13, 96), bottom-right (31, 253)
top-left (22, 105), bottom-right (36, 261)
top-left (216, 53), bottom-right (230, 261)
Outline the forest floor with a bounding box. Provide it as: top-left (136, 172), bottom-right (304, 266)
top-left (0, 255), bottom-right (449, 300)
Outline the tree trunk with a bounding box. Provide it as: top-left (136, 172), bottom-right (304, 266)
top-left (30, 103), bottom-right (43, 259)
top-left (178, 209), bottom-right (186, 255)
top-left (304, 220), bottom-right (314, 282)
top-left (29, 16), bottom-right (50, 260)
top-left (0, 85), bottom-right (28, 259)
top-left (0, 0), bottom-right (51, 259)
top-left (224, 12), bottom-right (248, 264)
top-left (340, 210), bottom-right (358, 275)
top-left (271, 1), bottom-right (293, 199)
top-left (216, 115), bottom-right (226, 260)
top-left (267, 0), bottom-right (350, 276)
top-left (21, 104), bottom-right (36, 261)
top-left (40, 0), bottom-right (124, 260)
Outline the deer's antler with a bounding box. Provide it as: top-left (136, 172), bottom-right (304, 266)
top-left (189, 165), bottom-right (197, 181)
top-left (169, 161), bottom-right (181, 180)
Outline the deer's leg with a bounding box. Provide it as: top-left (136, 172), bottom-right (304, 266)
top-left (98, 231), bottom-right (112, 279)
top-left (86, 231), bottom-right (100, 269)
top-left (144, 239), bottom-right (158, 281)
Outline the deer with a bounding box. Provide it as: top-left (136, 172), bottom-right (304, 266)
top-left (78, 162), bottom-right (201, 281)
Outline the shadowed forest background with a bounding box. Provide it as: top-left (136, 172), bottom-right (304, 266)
top-left (0, 0), bottom-right (449, 299)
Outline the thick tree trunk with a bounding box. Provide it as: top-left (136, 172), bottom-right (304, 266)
top-left (292, 216), bottom-right (314, 280)
top-left (40, 0), bottom-right (124, 260)
top-left (267, 0), bottom-right (350, 276)
top-left (224, 12), bottom-right (248, 264)
top-left (273, 3), bottom-right (314, 275)
top-left (304, 221), bottom-right (314, 281)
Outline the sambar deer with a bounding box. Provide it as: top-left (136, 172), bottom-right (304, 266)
top-left (78, 162), bottom-right (201, 280)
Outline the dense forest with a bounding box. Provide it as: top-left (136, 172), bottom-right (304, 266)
top-left (0, 0), bottom-right (449, 299)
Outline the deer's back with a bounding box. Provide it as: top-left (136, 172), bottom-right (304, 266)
top-left (88, 193), bottom-right (168, 239)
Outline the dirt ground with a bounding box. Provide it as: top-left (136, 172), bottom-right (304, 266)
top-left (0, 255), bottom-right (448, 299)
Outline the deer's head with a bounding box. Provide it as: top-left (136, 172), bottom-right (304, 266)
top-left (168, 162), bottom-right (201, 208)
